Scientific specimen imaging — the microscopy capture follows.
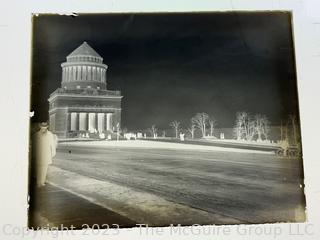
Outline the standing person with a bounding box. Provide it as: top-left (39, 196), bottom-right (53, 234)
top-left (179, 133), bottom-right (185, 141)
top-left (32, 122), bottom-right (57, 187)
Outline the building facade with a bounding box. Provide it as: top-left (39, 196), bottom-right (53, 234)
top-left (48, 42), bottom-right (123, 138)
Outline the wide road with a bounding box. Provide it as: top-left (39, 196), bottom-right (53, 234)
top-left (53, 143), bottom-right (305, 224)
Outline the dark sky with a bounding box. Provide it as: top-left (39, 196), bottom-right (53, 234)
top-left (31, 12), bottom-right (299, 130)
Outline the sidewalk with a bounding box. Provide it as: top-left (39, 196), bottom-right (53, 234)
top-left (28, 183), bottom-right (136, 229)
top-left (42, 165), bottom-right (241, 226)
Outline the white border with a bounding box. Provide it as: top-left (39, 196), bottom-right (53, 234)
top-left (0, 0), bottom-right (319, 239)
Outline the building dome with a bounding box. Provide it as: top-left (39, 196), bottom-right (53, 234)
top-left (61, 41), bottom-right (108, 90)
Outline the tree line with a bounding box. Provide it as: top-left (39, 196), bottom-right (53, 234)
top-left (145, 112), bottom-right (272, 140)
top-left (147, 112), bottom-right (217, 139)
top-left (121, 111), bottom-right (299, 144)
top-left (233, 112), bottom-right (270, 141)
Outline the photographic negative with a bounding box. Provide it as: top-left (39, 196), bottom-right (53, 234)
top-left (29, 12), bottom-right (306, 228)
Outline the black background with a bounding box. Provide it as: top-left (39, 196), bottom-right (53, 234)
top-left (31, 12), bottom-right (299, 130)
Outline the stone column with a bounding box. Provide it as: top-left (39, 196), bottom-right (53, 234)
top-left (69, 67), bottom-right (73, 82)
top-left (71, 112), bottom-right (80, 131)
top-left (72, 66), bottom-right (75, 81)
top-left (77, 66), bottom-right (80, 81)
top-left (70, 68), bottom-right (72, 82)
top-left (75, 66), bottom-right (78, 81)
top-left (87, 113), bottom-right (91, 131)
top-left (105, 113), bottom-right (109, 131)
top-left (88, 66), bottom-right (91, 81)
top-left (97, 113), bottom-right (104, 132)
top-left (82, 66), bottom-right (86, 81)
top-left (70, 67), bottom-right (73, 82)
top-left (79, 112), bottom-right (87, 131)
top-left (106, 113), bottom-right (112, 131)
top-left (104, 113), bottom-right (108, 132)
top-left (81, 66), bottom-right (84, 81)
top-left (62, 68), bottom-right (65, 82)
top-left (97, 68), bottom-right (100, 82)
top-left (88, 113), bottom-right (98, 132)
top-left (93, 67), bottom-right (96, 81)
top-left (70, 112), bottom-right (75, 131)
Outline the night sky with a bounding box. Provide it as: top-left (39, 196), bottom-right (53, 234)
top-left (31, 12), bottom-right (299, 130)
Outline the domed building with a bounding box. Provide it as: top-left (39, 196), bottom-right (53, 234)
top-left (48, 42), bottom-right (123, 138)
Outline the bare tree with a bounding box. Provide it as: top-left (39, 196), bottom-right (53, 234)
top-left (192, 113), bottom-right (209, 138)
top-left (281, 121), bottom-right (289, 141)
top-left (208, 117), bottom-right (217, 137)
top-left (187, 121), bottom-right (196, 139)
top-left (234, 112), bottom-right (249, 140)
top-left (247, 118), bottom-right (256, 141)
top-left (234, 118), bottom-right (242, 140)
top-left (162, 130), bottom-right (166, 138)
top-left (116, 123), bottom-right (121, 141)
top-left (234, 112), bottom-right (270, 141)
top-left (254, 115), bottom-right (263, 140)
top-left (261, 116), bottom-right (270, 140)
top-left (170, 120), bottom-right (181, 138)
top-left (122, 127), bottom-right (128, 136)
top-left (289, 114), bottom-right (298, 145)
top-left (285, 121), bottom-right (289, 141)
top-left (148, 124), bottom-right (158, 139)
top-left (253, 115), bottom-right (270, 141)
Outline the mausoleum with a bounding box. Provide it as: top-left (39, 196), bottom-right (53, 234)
top-left (48, 42), bottom-right (122, 138)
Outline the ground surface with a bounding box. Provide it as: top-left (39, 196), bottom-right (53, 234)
top-left (47, 140), bottom-right (306, 225)
top-left (29, 184), bottom-right (136, 229)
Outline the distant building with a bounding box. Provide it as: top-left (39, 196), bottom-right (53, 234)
top-left (48, 42), bottom-right (123, 138)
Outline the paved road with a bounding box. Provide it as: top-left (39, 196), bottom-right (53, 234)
top-left (53, 144), bottom-right (305, 224)
top-left (144, 138), bottom-right (279, 152)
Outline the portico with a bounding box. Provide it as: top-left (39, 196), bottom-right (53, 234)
top-left (69, 112), bottom-right (113, 132)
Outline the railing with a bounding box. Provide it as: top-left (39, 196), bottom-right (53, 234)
top-left (50, 88), bottom-right (121, 97)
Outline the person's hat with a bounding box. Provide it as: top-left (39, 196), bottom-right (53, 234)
top-left (39, 122), bottom-right (49, 128)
